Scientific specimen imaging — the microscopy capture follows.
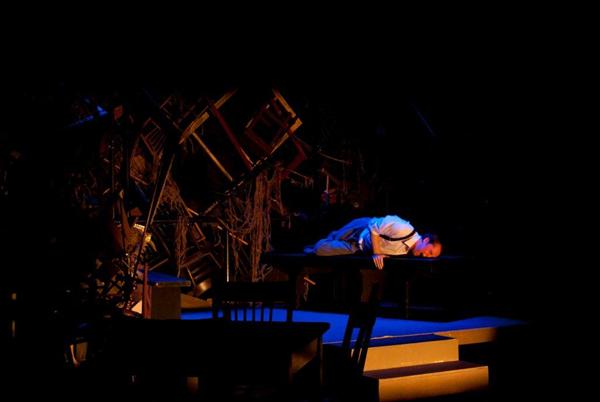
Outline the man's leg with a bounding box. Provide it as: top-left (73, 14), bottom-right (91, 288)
top-left (312, 217), bottom-right (371, 255)
top-left (331, 217), bottom-right (371, 241)
top-left (312, 239), bottom-right (358, 256)
top-left (305, 217), bottom-right (370, 255)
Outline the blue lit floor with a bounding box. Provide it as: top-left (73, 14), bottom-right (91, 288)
top-left (181, 309), bottom-right (524, 344)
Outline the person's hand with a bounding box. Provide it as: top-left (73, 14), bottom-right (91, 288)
top-left (372, 254), bottom-right (387, 270)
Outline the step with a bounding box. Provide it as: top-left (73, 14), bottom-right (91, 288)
top-left (364, 361), bottom-right (488, 402)
top-left (361, 334), bottom-right (458, 371)
top-left (435, 327), bottom-right (499, 345)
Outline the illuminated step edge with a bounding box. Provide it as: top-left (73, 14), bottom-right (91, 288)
top-left (363, 334), bottom-right (459, 371)
top-left (364, 361), bottom-right (489, 402)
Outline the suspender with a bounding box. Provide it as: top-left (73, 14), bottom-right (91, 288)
top-left (378, 229), bottom-right (416, 242)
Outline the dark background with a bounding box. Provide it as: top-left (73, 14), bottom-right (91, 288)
top-left (1, 16), bottom-right (573, 326)
top-left (2, 11), bottom-right (585, 401)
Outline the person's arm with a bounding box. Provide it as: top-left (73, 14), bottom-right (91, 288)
top-left (370, 229), bottom-right (387, 269)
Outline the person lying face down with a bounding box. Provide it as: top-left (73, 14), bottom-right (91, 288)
top-left (304, 215), bottom-right (442, 269)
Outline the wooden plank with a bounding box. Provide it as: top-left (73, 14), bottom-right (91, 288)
top-left (178, 90), bottom-right (237, 144)
top-left (191, 132), bottom-right (234, 181)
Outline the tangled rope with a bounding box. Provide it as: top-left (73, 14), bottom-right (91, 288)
top-left (224, 166), bottom-right (285, 282)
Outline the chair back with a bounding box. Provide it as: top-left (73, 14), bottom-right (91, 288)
top-left (212, 281), bottom-right (292, 322)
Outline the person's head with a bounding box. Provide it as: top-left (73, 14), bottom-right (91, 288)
top-left (411, 233), bottom-right (442, 258)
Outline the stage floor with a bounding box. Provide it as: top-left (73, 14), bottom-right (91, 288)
top-left (182, 309), bottom-right (524, 344)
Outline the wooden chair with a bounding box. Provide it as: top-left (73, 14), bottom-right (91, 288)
top-left (324, 282), bottom-right (381, 401)
top-left (341, 282), bottom-right (380, 374)
top-left (212, 280), bottom-right (293, 322)
top-left (210, 281), bottom-right (300, 399)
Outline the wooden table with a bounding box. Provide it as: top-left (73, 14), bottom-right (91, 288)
top-left (261, 252), bottom-right (464, 317)
top-left (94, 318), bottom-right (329, 396)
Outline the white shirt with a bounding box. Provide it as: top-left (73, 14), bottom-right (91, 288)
top-left (358, 215), bottom-right (420, 255)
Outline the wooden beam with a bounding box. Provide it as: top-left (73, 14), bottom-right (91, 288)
top-left (191, 132), bottom-right (234, 181)
top-left (272, 89), bottom-right (302, 132)
top-left (178, 90), bottom-right (237, 144)
top-left (208, 99), bottom-right (254, 171)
